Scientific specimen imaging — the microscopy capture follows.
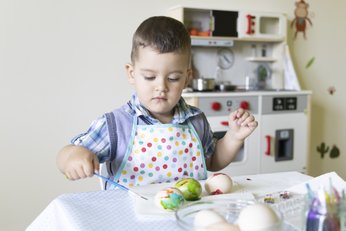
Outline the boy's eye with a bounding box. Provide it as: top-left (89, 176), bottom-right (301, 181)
top-left (144, 76), bottom-right (155, 80)
top-left (168, 75), bottom-right (182, 82)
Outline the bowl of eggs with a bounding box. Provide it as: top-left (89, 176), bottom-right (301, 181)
top-left (175, 198), bottom-right (283, 231)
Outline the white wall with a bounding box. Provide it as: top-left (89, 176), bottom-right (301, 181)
top-left (288, 0), bottom-right (346, 177)
top-left (1, 0), bottom-right (345, 230)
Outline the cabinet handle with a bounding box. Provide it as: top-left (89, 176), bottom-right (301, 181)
top-left (265, 135), bottom-right (271, 155)
top-left (246, 14), bottom-right (255, 35)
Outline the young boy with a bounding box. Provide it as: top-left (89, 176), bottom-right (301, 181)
top-left (57, 16), bottom-right (258, 188)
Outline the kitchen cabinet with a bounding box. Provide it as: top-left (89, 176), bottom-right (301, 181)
top-left (168, 6), bottom-right (289, 90)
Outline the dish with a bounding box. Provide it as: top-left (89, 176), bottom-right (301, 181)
top-left (175, 198), bottom-right (283, 231)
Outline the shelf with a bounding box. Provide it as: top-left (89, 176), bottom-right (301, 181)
top-left (191, 36), bottom-right (234, 47)
top-left (191, 35), bottom-right (284, 44)
top-left (245, 57), bottom-right (277, 62)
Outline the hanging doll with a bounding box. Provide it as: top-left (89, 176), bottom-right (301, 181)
top-left (291, 0), bottom-right (312, 39)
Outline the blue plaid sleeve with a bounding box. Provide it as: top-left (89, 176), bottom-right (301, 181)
top-left (71, 115), bottom-right (110, 162)
top-left (202, 121), bottom-right (218, 159)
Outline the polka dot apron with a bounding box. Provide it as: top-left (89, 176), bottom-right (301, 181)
top-left (114, 120), bottom-right (207, 187)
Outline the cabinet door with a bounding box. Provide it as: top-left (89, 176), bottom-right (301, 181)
top-left (260, 113), bottom-right (308, 173)
top-left (212, 10), bottom-right (238, 37)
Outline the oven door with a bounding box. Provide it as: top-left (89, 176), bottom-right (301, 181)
top-left (207, 116), bottom-right (260, 176)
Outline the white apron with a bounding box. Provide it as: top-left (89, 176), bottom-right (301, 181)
top-left (113, 119), bottom-right (207, 187)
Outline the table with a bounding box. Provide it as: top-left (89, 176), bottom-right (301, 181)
top-left (26, 171), bottom-right (314, 231)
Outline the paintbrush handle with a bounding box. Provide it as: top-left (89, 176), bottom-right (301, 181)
top-left (94, 172), bottom-right (148, 200)
top-left (94, 172), bottom-right (129, 191)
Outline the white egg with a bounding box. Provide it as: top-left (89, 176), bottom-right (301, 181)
top-left (205, 222), bottom-right (240, 231)
top-left (205, 173), bottom-right (233, 195)
top-left (194, 209), bottom-right (227, 231)
top-left (237, 203), bottom-right (280, 230)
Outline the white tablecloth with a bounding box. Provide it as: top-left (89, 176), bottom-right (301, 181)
top-left (26, 171), bottom-right (314, 231)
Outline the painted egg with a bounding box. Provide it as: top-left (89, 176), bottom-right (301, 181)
top-left (205, 173), bottom-right (233, 195)
top-left (175, 178), bottom-right (202, 201)
top-left (154, 187), bottom-right (184, 211)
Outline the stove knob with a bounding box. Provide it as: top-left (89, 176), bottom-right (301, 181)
top-left (239, 101), bottom-right (250, 110)
top-left (211, 102), bottom-right (222, 111)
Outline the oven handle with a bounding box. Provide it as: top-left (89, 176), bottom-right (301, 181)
top-left (221, 121), bottom-right (229, 126)
top-left (265, 135), bottom-right (271, 155)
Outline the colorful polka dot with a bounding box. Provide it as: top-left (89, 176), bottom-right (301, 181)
top-left (140, 163), bottom-right (145, 168)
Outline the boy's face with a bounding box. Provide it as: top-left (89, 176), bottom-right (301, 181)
top-left (126, 47), bottom-right (191, 123)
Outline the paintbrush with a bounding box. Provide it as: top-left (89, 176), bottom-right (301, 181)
top-left (94, 172), bottom-right (148, 200)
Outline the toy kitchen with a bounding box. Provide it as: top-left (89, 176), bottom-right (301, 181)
top-left (168, 6), bottom-right (312, 176)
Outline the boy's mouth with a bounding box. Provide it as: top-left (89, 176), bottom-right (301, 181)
top-left (153, 96), bottom-right (167, 101)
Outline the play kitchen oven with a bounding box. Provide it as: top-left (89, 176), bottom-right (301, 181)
top-left (183, 91), bottom-right (311, 176)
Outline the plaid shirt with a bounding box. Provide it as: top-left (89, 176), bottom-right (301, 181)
top-left (72, 94), bottom-right (217, 162)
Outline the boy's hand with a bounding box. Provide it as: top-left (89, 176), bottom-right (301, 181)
top-left (228, 108), bottom-right (258, 141)
top-left (63, 146), bottom-right (100, 180)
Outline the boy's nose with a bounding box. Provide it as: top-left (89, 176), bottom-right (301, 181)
top-left (155, 79), bottom-right (168, 92)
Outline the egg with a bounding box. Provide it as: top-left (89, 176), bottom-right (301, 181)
top-left (193, 209), bottom-right (227, 230)
top-left (175, 178), bottom-right (202, 201)
top-left (154, 187), bottom-right (184, 211)
top-left (205, 173), bottom-right (233, 195)
top-left (237, 203), bottom-right (280, 230)
top-left (205, 222), bottom-right (240, 231)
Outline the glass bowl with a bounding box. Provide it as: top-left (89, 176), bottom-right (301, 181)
top-left (175, 198), bottom-right (283, 231)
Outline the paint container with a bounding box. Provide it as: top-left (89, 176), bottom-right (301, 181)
top-left (305, 199), bottom-right (341, 231)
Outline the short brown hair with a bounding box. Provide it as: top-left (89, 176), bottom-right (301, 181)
top-left (130, 16), bottom-right (191, 64)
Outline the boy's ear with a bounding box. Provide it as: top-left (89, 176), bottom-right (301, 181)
top-left (125, 63), bottom-right (135, 84)
top-left (184, 68), bottom-right (193, 88)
